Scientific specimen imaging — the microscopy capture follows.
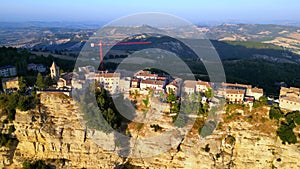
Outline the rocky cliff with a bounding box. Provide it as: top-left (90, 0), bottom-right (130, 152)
top-left (1, 92), bottom-right (299, 168)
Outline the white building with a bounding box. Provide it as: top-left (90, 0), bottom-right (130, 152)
top-left (196, 80), bottom-right (211, 93)
top-left (56, 72), bottom-right (79, 89)
top-left (248, 87), bottom-right (264, 100)
top-left (27, 63), bottom-right (46, 73)
top-left (78, 65), bottom-right (95, 73)
top-left (50, 62), bottom-right (60, 82)
top-left (119, 77), bottom-right (131, 94)
top-left (140, 79), bottom-right (165, 91)
top-left (279, 96), bottom-right (300, 111)
top-left (166, 78), bottom-right (182, 96)
top-left (134, 70), bottom-right (158, 80)
top-left (183, 80), bottom-right (197, 95)
top-left (95, 72), bottom-right (120, 94)
top-left (0, 65), bottom-right (17, 77)
top-left (221, 82), bottom-right (263, 101)
top-left (279, 86), bottom-right (300, 111)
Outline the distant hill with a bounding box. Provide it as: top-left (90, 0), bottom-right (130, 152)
top-left (1, 23), bottom-right (300, 55)
top-left (203, 24), bottom-right (300, 55)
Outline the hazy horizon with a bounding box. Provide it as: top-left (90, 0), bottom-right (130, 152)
top-left (0, 0), bottom-right (299, 26)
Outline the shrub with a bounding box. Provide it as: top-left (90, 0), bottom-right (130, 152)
top-left (8, 125), bottom-right (15, 134)
top-left (269, 107), bottom-right (284, 121)
top-left (204, 144), bottom-right (210, 152)
top-left (259, 96), bottom-right (268, 105)
top-left (276, 122), bottom-right (297, 144)
top-left (17, 95), bottom-right (37, 111)
top-left (23, 160), bottom-right (50, 169)
top-left (227, 135), bottom-right (236, 145)
top-left (285, 111), bottom-right (300, 125)
top-left (150, 124), bottom-right (163, 132)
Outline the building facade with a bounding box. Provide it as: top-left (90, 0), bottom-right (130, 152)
top-left (95, 72), bottom-right (120, 94)
top-left (279, 96), bottom-right (300, 111)
top-left (279, 87), bottom-right (300, 111)
top-left (50, 62), bottom-right (60, 82)
top-left (27, 63), bottom-right (46, 73)
top-left (196, 80), bottom-right (211, 93)
top-left (220, 88), bottom-right (245, 104)
top-left (166, 78), bottom-right (182, 96)
top-left (0, 65), bottom-right (17, 77)
top-left (183, 80), bottom-right (197, 95)
top-left (140, 79), bottom-right (165, 91)
top-left (2, 77), bottom-right (19, 91)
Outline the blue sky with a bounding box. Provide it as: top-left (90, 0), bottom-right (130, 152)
top-left (0, 0), bottom-right (299, 24)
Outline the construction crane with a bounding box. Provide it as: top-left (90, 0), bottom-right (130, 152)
top-left (91, 40), bottom-right (151, 70)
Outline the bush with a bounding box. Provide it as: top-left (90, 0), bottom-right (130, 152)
top-left (150, 124), bottom-right (163, 132)
top-left (285, 111), bottom-right (300, 125)
top-left (276, 122), bottom-right (297, 144)
top-left (269, 107), bottom-right (284, 121)
top-left (7, 108), bottom-right (16, 121)
top-left (259, 96), bottom-right (268, 105)
top-left (0, 133), bottom-right (14, 147)
top-left (23, 160), bottom-right (50, 169)
top-left (8, 125), bottom-right (15, 134)
top-left (17, 95), bottom-right (37, 111)
top-left (204, 144), bottom-right (210, 152)
top-left (227, 135), bottom-right (236, 145)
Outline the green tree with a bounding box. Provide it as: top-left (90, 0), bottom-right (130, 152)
top-left (44, 74), bottom-right (53, 87)
top-left (269, 107), bottom-right (284, 121)
top-left (0, 94), bottom-right (9, 109)
top-left (167, 90), bottom-right (177, 103)
top-left (18, 76), bottom-right (26, 93)
top-left (285, 111), bottom-right (300, 125)
top-left (277, 122), bottom-right (297, 144)
top-left (17, 96), bottom-right (36, 111)
top-left (23, 160), bottom-right (50, 169)
top-left (35, 72), bottom-right (45, 89)
top-left (204, 88), bottom-right (214, 99)
top-left (258, 96), bottom-right (268, 105)
top-left (142, 95), bottom-right (149, 108)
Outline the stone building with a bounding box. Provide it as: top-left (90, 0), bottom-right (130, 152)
top-left (2, 77), bottom-right (19, 92)
top-left (95, 71), bottom-right (120, 94)
top-left (50, 62), bottom-right (60, 82)
top-left (279, 86), bottom-right (300, 111)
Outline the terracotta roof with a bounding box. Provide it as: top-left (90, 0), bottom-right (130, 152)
top-left (138, 73), bottom-right (157, 76)
top-left (135, 70), bottom-right (158, 77)
top-left (95, 72), bottom-right (120, 78)
top-left (2, 77), bottom-right (18, 83)
top-left (225, 89), bottom-right (245, 95)
top-left (251, 87), bottom-right (263, 94)
top-left (141, 80), bottom-right (164, 85)
top-left (61, 72), bottom-right (78, 81)
top-left (197, 80), bottom-right (210, 88)
top-left (132, 78), bottom-right (139, 82)
top-left (290, 87), bottom-right (300, 92)
top-left (184, 80), bottom-right (197, 88)
top-left (157, 76), bottom-right (166, 80)
top-left (222, 82), bottom-right (251, 89)
top-left (280, 87), bottom-right (290, 92)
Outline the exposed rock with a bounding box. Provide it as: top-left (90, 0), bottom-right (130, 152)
top-left (0, 92), bottom-right (298, 168)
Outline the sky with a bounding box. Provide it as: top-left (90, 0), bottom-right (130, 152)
top-left (0, 0), bottom-right (300, 24)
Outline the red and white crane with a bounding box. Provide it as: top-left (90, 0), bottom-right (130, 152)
top-left (91, 40), bottom-right (151, 70)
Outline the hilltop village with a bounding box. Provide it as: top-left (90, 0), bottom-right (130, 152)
top-left (1, 62), bottom-right (299, 112)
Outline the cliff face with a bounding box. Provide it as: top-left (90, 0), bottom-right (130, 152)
top-left (3, 93), bottom-right (300, 168)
